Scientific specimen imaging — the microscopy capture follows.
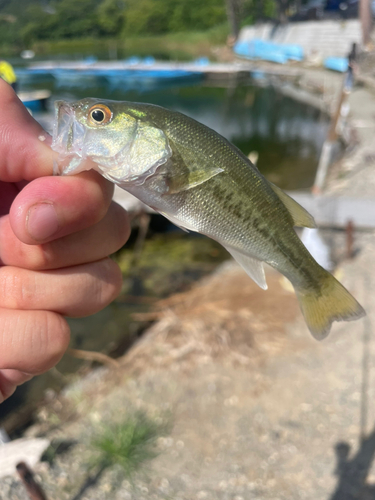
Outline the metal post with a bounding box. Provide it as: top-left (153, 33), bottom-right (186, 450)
top-left (312, 85), bottom-right (350, 194)
top-left (360, 0), bottom-right (372, 47)
top-left (16, 462), bottom-right (48, 500)
top-left (225, 0), bottom-right (240, 40)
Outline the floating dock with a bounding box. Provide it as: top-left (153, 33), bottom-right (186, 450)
top-left (27, 60), bottom-right (301, 81)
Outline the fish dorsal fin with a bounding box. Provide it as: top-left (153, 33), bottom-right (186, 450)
top-left (270, 183), bottom-right (316, 228)
top-left (223, 244), bottom-right (268, 290)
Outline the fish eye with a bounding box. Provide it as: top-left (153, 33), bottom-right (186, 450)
top-left (88, 104), bottom-right (112, 126)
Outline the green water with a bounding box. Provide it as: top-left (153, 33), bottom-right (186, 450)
top-left (2, 77), bottom-right (329, 430)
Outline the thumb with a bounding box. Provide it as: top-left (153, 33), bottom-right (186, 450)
top-left (0, 80), bottom-right (55, 182)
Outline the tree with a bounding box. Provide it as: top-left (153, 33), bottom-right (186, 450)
top-left (0, 0), bottom-right (231, 44)
top-left (275, 0), bottom-right (289, 22)
top-left (225, 0), bottom-right (241, 38)
top-left (97, 0), bottom-right (126, 36)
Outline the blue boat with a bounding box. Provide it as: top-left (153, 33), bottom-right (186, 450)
top-left (324, 57), bottom-right (348, 73)
top-left (103, 69), bottom-right (204, 91)
top-left (18, 59), bottom-right (205, 93)
top-left (51, 68), bottom-right (107, 88)
top-left (234, 39), bottom-right (304, 64)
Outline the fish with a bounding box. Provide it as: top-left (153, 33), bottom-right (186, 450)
top-left (51, 98), bottom-right (365, 340)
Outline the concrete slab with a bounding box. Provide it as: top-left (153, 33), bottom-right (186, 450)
top-left (0, 437), bottom-right (50, 478)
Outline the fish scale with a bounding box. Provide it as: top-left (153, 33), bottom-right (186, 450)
top-left (52, 98), bottom-right (365, 340)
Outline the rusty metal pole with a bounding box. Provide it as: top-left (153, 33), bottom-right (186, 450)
top-left (360, 0), bottom-right (372, 47)
top-left (345, 220), bottom-right (354, 259)
top-left (16, 462), bottom-right (48, 500)
top-left (313, 83), bottom-right (350, 194)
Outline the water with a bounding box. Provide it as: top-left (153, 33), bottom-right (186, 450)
top-left (1, 75), bottom-right (330, 431)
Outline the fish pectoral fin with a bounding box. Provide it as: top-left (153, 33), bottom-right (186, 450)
top-left (270, 183), bottom-right (316, 228)
top-left (223, 245), bottom-right (268, 290)
top-left (166, 167), bottom-right (224, 194)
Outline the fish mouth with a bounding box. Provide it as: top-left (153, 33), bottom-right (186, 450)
top-left (52, 100), bottom-right (89, 175)
top-left (52, 101), bottom-right (86, 156)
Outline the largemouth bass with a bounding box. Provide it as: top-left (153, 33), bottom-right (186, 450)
top-left (51, 98), bottom-right (365, 339)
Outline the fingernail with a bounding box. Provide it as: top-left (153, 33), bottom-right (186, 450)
top-left (27, 203), bottom-right (60, 241)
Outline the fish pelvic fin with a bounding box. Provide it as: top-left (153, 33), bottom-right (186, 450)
top-left (295, 271), bottom-right (365, 340)
top-left (270, 183), bottom-right (316, 228)
top-left (223, 245), bottom-right (268, 290)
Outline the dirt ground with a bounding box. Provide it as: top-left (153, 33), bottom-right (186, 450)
top-left (1, 236), bottom-right (374, 500)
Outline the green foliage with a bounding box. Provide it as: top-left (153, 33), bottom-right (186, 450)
top-left (241, 0), bottom-right (277, 25)
top-left (19, 0), bottom-right (103, 43)
top-left (97, 0), bottom-right (126, 36)
top-left (26, 24), bottom-right (229, 62)
top-left (120, 0), bottom-right (227, 36)
top-left (123, 0), bottom-right (170, 36)
top-left (0, 0), bottom-right (286, 49)
top-left (0, 0), bottom-right (228, 46)
top-left (91, 412), bottom-right (166, 476)
top-left (168, 0), bottom-right (227, 33)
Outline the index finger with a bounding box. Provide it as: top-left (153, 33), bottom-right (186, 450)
top-left (0, 80), bottom-right (55, 182)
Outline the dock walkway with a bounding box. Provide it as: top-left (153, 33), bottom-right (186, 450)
top-left (29, 60), bottom-right (301, 79)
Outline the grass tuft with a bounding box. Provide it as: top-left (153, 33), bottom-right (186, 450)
top-left (91, 412), bottom-right (166, 477)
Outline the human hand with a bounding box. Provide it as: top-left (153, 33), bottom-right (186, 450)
top-left (0, 81), bottom-right (130, 402)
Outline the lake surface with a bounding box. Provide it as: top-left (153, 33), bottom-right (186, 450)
top-left (1, 75), bottom-right (330, 431)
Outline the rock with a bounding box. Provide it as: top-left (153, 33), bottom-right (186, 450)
top-left (0, 437), bottom-right (50, 478)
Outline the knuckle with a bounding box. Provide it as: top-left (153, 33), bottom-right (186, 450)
top-left (17, 244), bottom-right (54, 270)
top-left (41, 312), bottom-right (70, 369)
top-left (29, 311), bottom-right (70, 373)
top-left (96, 258), bottom-right (123, 306)
top-left (0, 217), bottom-right (54, 270)
top-left (0, 309), bottom-right (70, 374)
top-left (30, 245), bottom-right (54, 270)
top-left (61, 259), bottom-right (122, 318)
top-left (77, 173), bottom-right (114, 226)
top-left (0, 267), bottom-right (34, 309)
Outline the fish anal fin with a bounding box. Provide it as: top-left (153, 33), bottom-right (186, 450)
top-left (270, 183), bottom-right (316, 228)
top-left (223, 245), bottom-right (268, 290)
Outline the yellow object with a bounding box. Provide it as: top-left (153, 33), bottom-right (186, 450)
top-left (0, 60), bottom-right (17, 85)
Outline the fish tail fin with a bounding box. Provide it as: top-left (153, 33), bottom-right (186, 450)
top-left (295, 271), bottom-right (365, 340)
